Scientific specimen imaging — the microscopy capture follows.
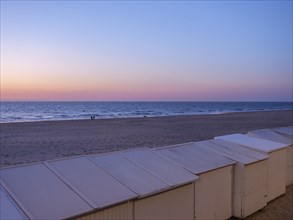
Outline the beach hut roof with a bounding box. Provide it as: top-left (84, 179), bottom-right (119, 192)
top-left (248, 129), bottom-right (293, 145)
top-left (90, 152), bottom-right (169, 197)
top-left (155, 142), bottom-right (235, 174)
top-left (0, 184), bottom-right (27, 220)
top-left (271, 126), bottom-right (293, 137)
top-left (202, 139), bottom-right (268, 165)
top-left (48, 156), bottom-right (138, 209)
top-left (215, 133), bottom-right (288, 153)
top-left (120, 148), bottom-right (198, 187)
top-left (0, 163), bottom-right (92, 220)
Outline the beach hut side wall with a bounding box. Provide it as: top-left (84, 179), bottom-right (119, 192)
top-left (194, 166), bottom-right (233, 220)
top-left (243, 161), bottom-right (268, 217)
top-left (76, 201), bottom-right (134, 220)
top-left (267, 149), bottom-right (287, 201)
top-left (286, 146), bottom-right (293, 185)
top-left (247, 130), bottom-right (293, 186)
top-left (134, 183), bottom-right (194, 220)
top-left (232, 163), bottom-right (244, 217)
top-left (231, 161), bottom-right (268, 218)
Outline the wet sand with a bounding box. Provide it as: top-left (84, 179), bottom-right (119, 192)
top-left (0, 110), bottom-right (292, 219)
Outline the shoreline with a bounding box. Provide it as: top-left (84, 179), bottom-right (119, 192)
top-left (1, 110), bottom-right (292, 168)
top-left (1, 109), bottom-right (292, 124)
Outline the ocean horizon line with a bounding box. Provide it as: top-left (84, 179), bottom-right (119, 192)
top-left (1, 100), bottom-right (292, 103)
top-left (1, 101), bottom-right (292, 123)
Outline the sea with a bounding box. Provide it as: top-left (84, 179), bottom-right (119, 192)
top-left (0, 102), bottom-right (292, 123)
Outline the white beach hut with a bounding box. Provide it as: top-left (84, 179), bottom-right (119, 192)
top-left (200, 139), bottom-right (269, 218)
top-left (215, 133), bottom-right (288, 202)
top-left (155, 142), bottom-right (235, 220)
top-left (0, 184), bottom-right (27, 220)
top-left (47, 156), bottom-right (138, 220)
top-left (120, 148), bottom-right (198, 220)
top-left (248, 128), bottom-right (293, 186)
top-left (0, 162), bottom-right (93, 219)
top-left (90, 151), bottom-right (198, 220)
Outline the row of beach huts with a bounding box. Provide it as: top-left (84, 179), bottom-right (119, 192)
top-left (1, 126), bottom-right (292, 220)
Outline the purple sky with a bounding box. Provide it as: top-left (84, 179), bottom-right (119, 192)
top-left (1, 1), bottom-right (292, 101)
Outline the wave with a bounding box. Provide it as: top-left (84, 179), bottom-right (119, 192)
top-left (1, 101), bottom-right (292, 123)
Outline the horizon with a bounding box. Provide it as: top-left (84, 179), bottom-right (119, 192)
top-left (1, 100), bottom-right (292, 103)
top-left (1, 1), bottom-right (292, 102)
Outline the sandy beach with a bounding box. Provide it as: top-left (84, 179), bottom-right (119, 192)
top-left (1, 110), bottom-right (292, 219)
top-left (1, 110), bottom-right (292, 167)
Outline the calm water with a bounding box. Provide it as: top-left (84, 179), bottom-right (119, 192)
top-left (0, 102), bottom-right (292, 123)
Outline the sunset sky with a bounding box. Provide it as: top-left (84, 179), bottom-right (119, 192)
top-left (1, 1), bottom-right (292, 101)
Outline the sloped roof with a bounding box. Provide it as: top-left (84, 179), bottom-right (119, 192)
top-left (271, 126), bottom-right (293, 137)
top-left (48, 156), bottom-right (138, 209)
top-left (215, 133), bottom-right (288, 153)
top-left (0, 163), bottom-right (92, 219)
top-left (90, 152), bottom-right (169, 197)
top-left (0, 148), bottom-right (200, 219)
top-left (202, 139), bottom-right (268, 165)
top-left (248, 129), bottom-right (293, 145)
top-left (0, 184), bottom-right (27, 220)
top-left (155, 142), bottom-right (235, 174)
top-left (120, 148), bottom-right (198, 187)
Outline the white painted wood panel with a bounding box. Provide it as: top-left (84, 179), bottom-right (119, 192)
top-left (77, 202), bottom-right (134, 220)
top-left (134, 183), bottom-right (194, 220)
top-left (194, 166), bottom-right (232, 220)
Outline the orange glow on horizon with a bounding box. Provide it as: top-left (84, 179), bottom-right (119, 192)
top-left (2, 78), bottom-right (290, 101)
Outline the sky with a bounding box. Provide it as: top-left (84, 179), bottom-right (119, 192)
top-left (1, 1), bottom-right (292, 101)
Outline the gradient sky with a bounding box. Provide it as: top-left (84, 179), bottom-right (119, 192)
top-left (1, 1), bottom-right (292, 101)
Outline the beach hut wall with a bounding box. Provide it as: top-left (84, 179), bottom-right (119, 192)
top-left (0, 163), bottom-right (93, 220)
top-left (248, 128), bottom-right (293, 186)
top-left (201, 139), bottom-right (269, 218)
top-left (155, 143), bottom-right (235, 220)
top-left (132, 183), bottom-right (194, 220)
top-left (120, 148), bottom-right (198, 220)
top-left (215, 133), bottom-right (288, 202)
top-left (0, 184), bottom-right (28, 220)
top-left (75, 202), bottom-right (134, 220)
top-left (90, 151), bottom-right (197, 220)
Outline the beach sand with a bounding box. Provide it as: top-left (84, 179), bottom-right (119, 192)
top-left (1, 110), bottom-right (292, 167)
top-left (1, 110), bottom-right (292, 219)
